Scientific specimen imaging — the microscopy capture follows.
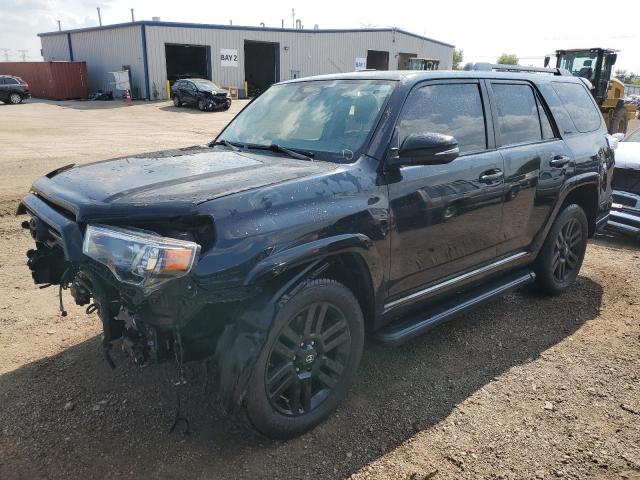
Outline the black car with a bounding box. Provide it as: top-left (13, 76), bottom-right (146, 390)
top-left (171, 78), bottom-right (231, 111)
top-left (18, 66), bottom-right (614, 439)
top-left (0, 75), bottom-right (30, 104)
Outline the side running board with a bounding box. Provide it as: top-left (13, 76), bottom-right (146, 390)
top-left (375, 269), bottom-right (536, 346)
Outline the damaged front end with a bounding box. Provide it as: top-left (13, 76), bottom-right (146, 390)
top-left (608, 167), bottom-right (640, 240)
top-left (17, 193), bottom-right (219, 371)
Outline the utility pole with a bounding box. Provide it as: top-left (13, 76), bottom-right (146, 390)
top-left (58, 20), bottom-right (62, 31)
top-left (130, 8), bottom-right (135, 22)
top-left (18, 49), bottom-right (29, 61)
top-left (0, 48), bottom-right (10, 62)
top-left (291, 8), bottom-right (295, 28)
top-left (97, 7), bottom-right (102, 26)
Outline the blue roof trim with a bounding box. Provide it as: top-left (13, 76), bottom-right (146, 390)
top-left (66, 33), bottom-right (74, 61)
top-left (38, 21), bottom-right (454, 48)
top-left (141, 24), bottom-right (150, 100)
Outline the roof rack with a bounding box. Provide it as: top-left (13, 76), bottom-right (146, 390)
top-left (466, 63), bottom-right (571, 76)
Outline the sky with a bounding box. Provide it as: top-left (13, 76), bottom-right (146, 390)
top-left (1, 0), bottom-right (639, 73)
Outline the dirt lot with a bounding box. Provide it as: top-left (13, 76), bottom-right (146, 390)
top-left (0, 101), bottom-right (639, 480)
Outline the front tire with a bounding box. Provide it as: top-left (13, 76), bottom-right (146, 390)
top-left (197, 98), bottom-right (206, 111)
top-left (173, 95), bottom-right (181, 107)
top-left (9, 93), bottom-right (23, 104)
top-left (534, 204), bottom-right (588, 294)
top-left (244, 279), bottom-right (364, 439)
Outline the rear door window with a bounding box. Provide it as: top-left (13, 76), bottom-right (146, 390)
top-left (4, 78), bottom-right (19, 85)
top-left (536, 95), bottom-right (556, 140)
top-left (551, 81), bottom-right (602, 132)
top-left (397, 82), bottom-right (487, 154)
top-left (491, 83), bottom-right (542, 146)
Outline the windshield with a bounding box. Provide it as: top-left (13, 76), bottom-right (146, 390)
top-left (193, 79), bottom-right (220, 90)
top-left (558, 52), bottom-right (599, 82)
top-left (625, 129), bottom-right (640, 142)
top-left (219, 79), bottom-right (396, 162)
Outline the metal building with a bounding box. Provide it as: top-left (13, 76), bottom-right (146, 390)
top-left (39, 20), bottom-right (454, 100)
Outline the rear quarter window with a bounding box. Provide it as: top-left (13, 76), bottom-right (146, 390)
top-left (551, 81), bottom-right (602, 133)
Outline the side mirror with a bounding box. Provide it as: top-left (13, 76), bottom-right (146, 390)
top-left (606, 53), bottom-right (617, 66)
top-left (390, 132), bottom-right (459, 167)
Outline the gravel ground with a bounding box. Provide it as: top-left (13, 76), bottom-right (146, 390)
top-left (0, 101), bottom-right (638, 480)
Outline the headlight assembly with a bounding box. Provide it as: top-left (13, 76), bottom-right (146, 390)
top-left (82, 224), bottom-right (200, 292)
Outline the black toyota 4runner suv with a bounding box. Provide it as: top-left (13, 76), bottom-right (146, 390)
top-left (18, 67), bottom-right (614, 439)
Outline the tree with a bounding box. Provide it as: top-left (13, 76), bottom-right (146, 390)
top-left (497, 53), bottom-right (519, 65)
top-left (452, 48), bottom-right (464, 70)
top-left (614, 69), bottom-right (637, 84)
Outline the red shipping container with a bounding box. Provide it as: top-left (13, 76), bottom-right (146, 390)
top-left (0, 61), bottom-right (89, 100)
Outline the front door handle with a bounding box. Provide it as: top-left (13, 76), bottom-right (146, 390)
top-left (479, 170), bottom-right (504, 183)
top-left (550, 155), bottom-right (571, 168)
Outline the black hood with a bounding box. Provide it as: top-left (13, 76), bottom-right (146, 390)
top-left (31, 146), bottom-right (338, 222)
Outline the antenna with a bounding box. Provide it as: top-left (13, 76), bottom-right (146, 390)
top-left (291, 8), bottom-right (295, 28)
top-left (1, 48), bottom-right (10, 61)
top-left (130, 8), bottom-right (135, 22)
top-left (58, 20), bottom-right (62, 31)
top-left (97, 7), bottom-right (102, 26)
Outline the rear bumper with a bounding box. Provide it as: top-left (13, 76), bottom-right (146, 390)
top-left (606, 190), bottom-right (640, 239)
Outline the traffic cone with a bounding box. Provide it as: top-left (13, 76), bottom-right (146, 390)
top-left (126, 90), bottom-right (132, 106)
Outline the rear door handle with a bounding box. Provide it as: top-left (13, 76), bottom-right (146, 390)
top-left (479, 170), bottom-right (504, 183)
top-left (550, 155), bottom-right (571, 168)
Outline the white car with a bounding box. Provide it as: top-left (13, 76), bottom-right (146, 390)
top-left (608, 129), bottom-right (640, 239)
top-left (615, 129), bottom-right (640, 170)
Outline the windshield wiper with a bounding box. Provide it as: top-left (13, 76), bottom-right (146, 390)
top-left (249, 143), bottom-right (314, 161)
top-left (209, 139), bottom-right (241, 151)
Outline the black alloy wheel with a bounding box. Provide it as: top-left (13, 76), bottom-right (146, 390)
top-left (244, 279), bottom-right (364, 439)
top-left (551, 217), bottom-right (582, 283)
top-left (265, 301), bottom-right (351, 416)
top-left (173, 95), bottom-right (181, 107)
top-left (197, 98), bottom-right (206, 111)
top-left (535, 203), bottom-right (588, 294)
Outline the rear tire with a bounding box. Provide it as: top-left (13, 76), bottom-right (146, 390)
top-left (197, 99), bottom-right (206, 111)
top-left (609, 106), bottom-right (628, 134)
top-left (244, 279), bottom-right (364, 439)
top-left (9, 93), bottom-right (22, 104)
top-left (173, 95), bottom-right (181, 107)
top-left (534, 204), bottom-right (588, 294)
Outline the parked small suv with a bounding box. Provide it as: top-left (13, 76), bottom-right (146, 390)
top-left (0, 75), bottom-right (30, 104)
top-left (18, 67), bottom-right (614, 439)
top-left (171, 78), bottom-right (231, 111)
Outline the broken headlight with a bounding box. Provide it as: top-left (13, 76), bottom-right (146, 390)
top-left (82, 224), bottom-right (200, 292)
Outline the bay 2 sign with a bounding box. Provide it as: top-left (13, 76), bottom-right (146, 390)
top-left (221, 49), bottom-right (238, 67)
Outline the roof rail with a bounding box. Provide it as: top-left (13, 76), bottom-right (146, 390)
top-left (466, 62), bottom-right (571, 76)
